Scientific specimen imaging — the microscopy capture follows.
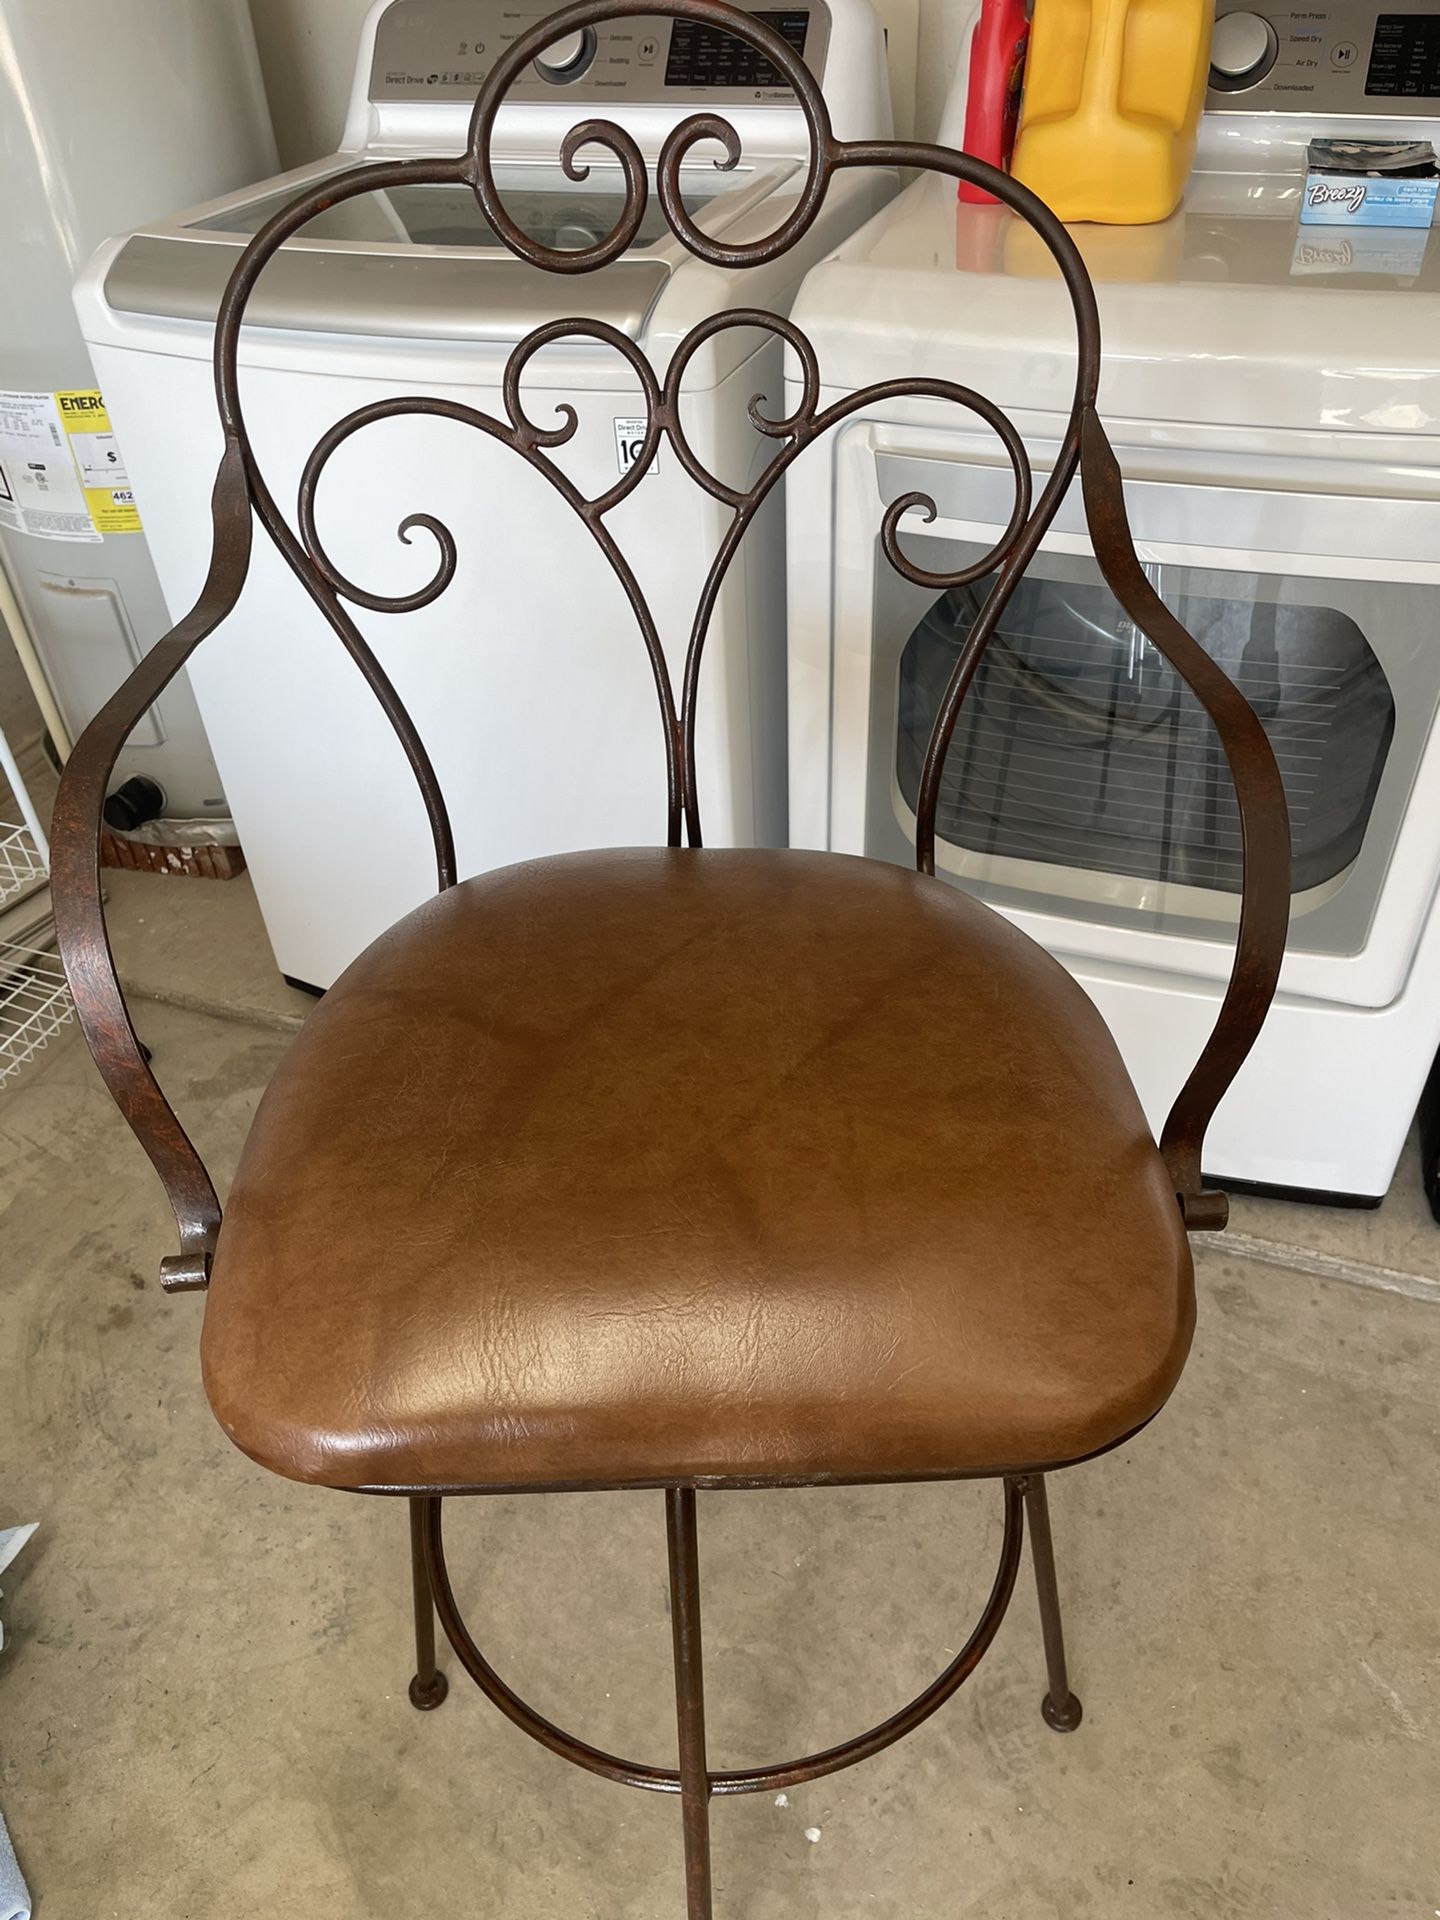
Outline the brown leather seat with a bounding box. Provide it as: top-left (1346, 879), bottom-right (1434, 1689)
top-left (201, 848), bottom-right (1193, 1493)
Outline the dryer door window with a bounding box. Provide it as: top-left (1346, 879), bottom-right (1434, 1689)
top-left (868, 542), bottom-right (1408, 955)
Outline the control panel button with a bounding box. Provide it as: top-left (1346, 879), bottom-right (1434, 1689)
top-left (1210, 10), bottom-right (1279, 87)
top-left (1330, 38), bottom-right (1358, 69)
top-left (535, 26), bottom-right (597, 82)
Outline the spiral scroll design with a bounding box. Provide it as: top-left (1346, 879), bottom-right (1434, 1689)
top-left (470, 113), bottom-right (650, 274)
top-left (458, 0), bottom-right (836, 277)
top-left (295, 320), bottom-right (668, 611)
top-left (878, 392), bottom-right (1033, 591)
top-left (661, 309), bottom-right (819, 507)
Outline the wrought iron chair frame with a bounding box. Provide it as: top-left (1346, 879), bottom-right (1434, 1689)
top-left (50, 5), bottom-right (1291, 1912)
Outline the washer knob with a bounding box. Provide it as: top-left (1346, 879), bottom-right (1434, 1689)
top-left (535, 26), bottom-right (596, 81)
top-left (1210, 10), bottom-right (1278, 84)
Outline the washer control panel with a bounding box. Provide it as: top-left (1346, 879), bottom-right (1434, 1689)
top-left (371, 0), bottom-right (829, 105)
top-left (1206, 0), bottom-right (1440, 106)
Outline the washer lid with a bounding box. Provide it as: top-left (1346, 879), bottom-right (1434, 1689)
top-left (793, 170), bottom-right (1440, 439)
top-left (101, 159), bottom-right (791, 343)
top-left (103, 233), bottom-right (671, 343)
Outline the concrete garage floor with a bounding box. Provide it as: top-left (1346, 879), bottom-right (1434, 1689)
top-left (2, 876), bottom-right (1439, 1917)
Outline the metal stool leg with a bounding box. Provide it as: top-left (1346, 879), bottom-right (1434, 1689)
top-left (1022, 1475), bottom-right (1082, 1732)
top-left (666, 1488), bottom-right (713, 1920)
top-left (408, 1496), bottom-right (449, 1710)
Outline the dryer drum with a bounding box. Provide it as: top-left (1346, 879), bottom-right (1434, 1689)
top-left (897, 567), bottom-right (1395, 898)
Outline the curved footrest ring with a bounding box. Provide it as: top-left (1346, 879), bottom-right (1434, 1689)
top-left (420, 1476), bottom-right (1024, 1797)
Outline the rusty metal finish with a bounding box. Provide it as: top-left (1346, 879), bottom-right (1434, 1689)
top-left (667, 1488), bottom-right (713, 1919)
top-left (1021, 1474), bottom-right (1083, 1732)
top-left (49, 445), bottom-right (251, 1291)
top-left (407, 1497), bottom-right (448, 1710)
top-left (49, 0), bottom-right (1289, 1275)
top-left (1081, 417), bottom-right (1292, 1229)
top-left (420, 1478), bottom-right (1024, 1800)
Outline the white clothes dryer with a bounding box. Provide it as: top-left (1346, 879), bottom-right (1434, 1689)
top-left (75, 0), bottom-right (893, 988)
top-left (787, 0), bottom-right (1440, 1203)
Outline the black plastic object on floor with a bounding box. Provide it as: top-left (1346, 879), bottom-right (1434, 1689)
top-left (102, 774), bottom-right (166, 832)
top-left (1420, 1046), bottom-right (1440, 1225)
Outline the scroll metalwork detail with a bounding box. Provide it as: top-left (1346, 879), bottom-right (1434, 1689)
top-left (49, 0), bottom-right (1290, 1290)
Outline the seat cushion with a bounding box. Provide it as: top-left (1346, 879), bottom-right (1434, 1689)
top-left (202, 848), bottom-right (1193, 1491)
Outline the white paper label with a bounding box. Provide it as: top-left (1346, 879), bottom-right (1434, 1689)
top-left (613, 416), bottom-right (658, 478)
top-left (0, 390), bottom-right (98, 541)
top-left (0, 389), bottom-right (143, 540)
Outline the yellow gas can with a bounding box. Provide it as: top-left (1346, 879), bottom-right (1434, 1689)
top-left (1011, 0), bottom-right (1213, 224)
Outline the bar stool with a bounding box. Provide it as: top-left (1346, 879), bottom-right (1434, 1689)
top-left (51, 5), bottom-right (1290, 1912)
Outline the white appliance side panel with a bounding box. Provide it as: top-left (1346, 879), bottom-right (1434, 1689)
top-left (1072, 956), bottom-right (1437, 1200)
top-left (786, 419), bottom-right (848, 852)
top-left (604, 350), bottom-right (790, 856)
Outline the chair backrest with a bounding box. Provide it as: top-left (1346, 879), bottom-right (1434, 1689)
top-left (50, 0), bottom-right (1290, 1289)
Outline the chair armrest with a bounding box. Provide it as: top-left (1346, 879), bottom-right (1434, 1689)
top-left (50, 443), bottom-right (253, 1290)
top-left (1080, 409), bottom-right (1292, 1230)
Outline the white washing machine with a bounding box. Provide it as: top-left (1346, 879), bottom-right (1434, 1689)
top-left (75, 0), bottom-right (893, 989)
top-left (787, 0), bottom-right (1440, 1204)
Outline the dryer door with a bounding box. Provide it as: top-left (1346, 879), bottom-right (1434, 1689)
top-left (818, 432), bottom-right (1440, 1009)
top-left (886, 556), bottom-right (1392, 922)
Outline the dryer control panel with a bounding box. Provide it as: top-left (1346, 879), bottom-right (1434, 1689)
top-left (370, 0), bottom-right (831, 106)
top-left (1207, 0), bottom-right (1440, 108)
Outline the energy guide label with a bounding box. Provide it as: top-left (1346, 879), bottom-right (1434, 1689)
top-left (0, 389), bottom-right (143, 541)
